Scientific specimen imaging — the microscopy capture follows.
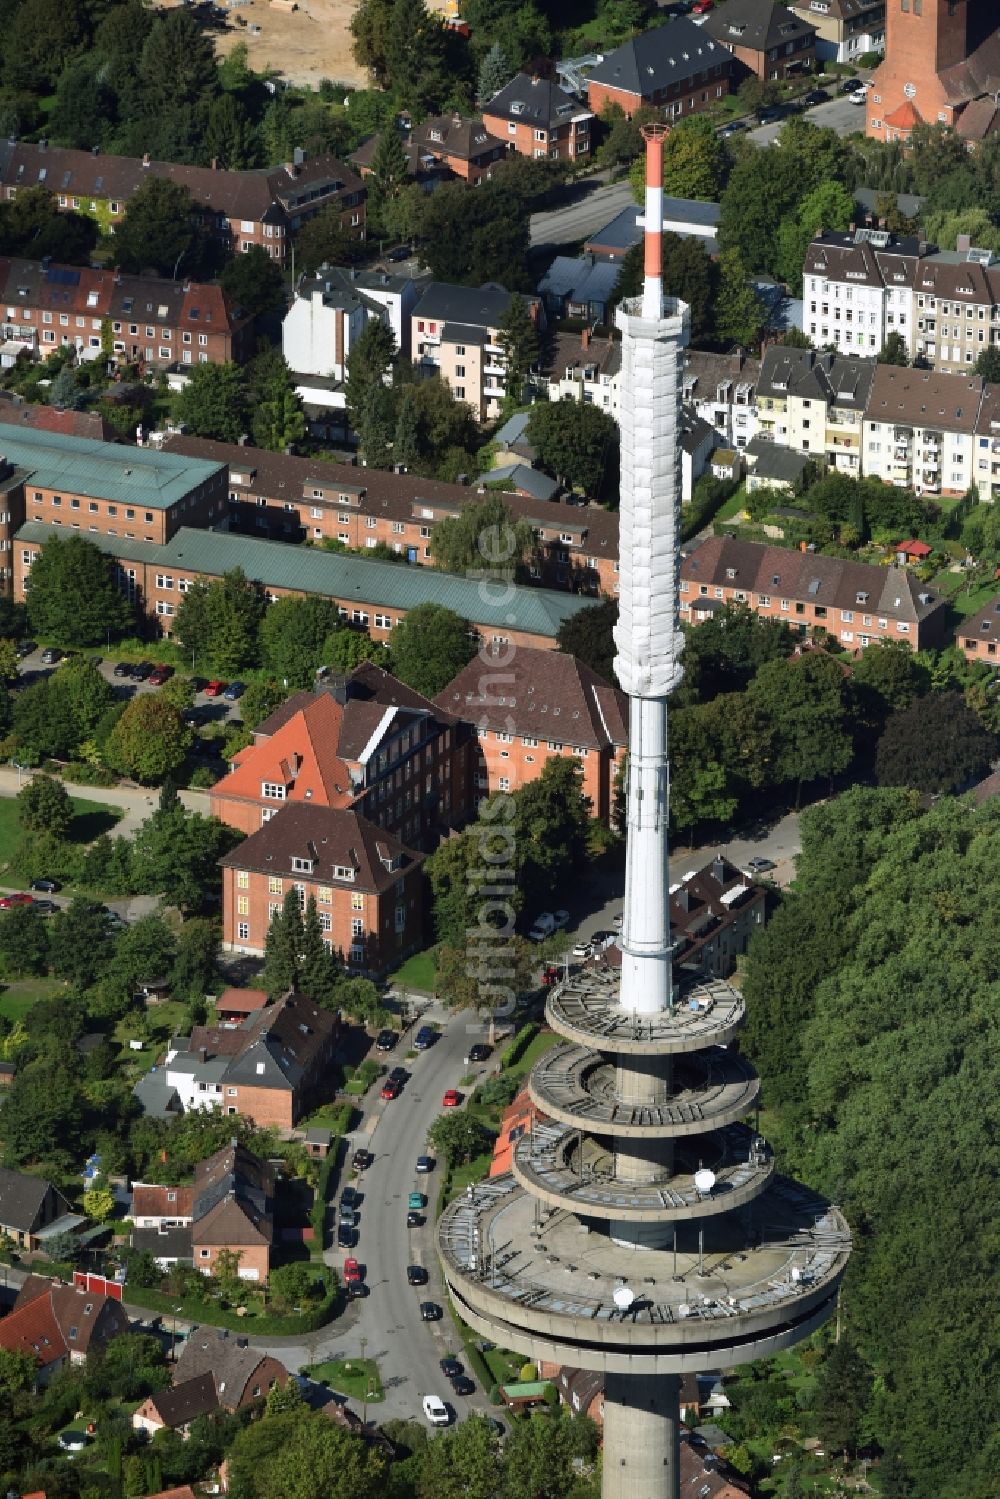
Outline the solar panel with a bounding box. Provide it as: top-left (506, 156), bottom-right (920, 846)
top-left (44, 267), bottom-right (80, 286)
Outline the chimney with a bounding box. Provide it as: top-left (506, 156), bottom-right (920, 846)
top-left (640, 123), bottom-right (668, 319)
top-left (38, 139), bottom-right (46, 151)
top-left (142, 153), bottom-right (150, 167)
top-left (581, 327), bottom-right (591, 350)
top-left (211, 157), bottom-right (219, 171)
top-left (711, 855), bottom-right (726, 886)
top-left (91, 144), bottom-right (99, 156)
top-left (957, 232), bottom-right (972, 253)
top-left (675, 887), bottom-right (689, 913)
top-left (198, 1047), bottom-right (207, 1063)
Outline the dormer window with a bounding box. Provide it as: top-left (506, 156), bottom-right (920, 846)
top-left (291, 856), bottom-right (314, 873)
top-left (725, 568), bottom-right (737, 580)
top-left (332, 864), bottom-right (356, 882)
top-left (856, 592), bottom-right (868, 604)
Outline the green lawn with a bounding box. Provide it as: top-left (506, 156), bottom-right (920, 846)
top-left (0, 795), bottom-right (122, 873)
top-left (505, 1028), bottom-right (561, 1083)
top-left (390, 947), bottom-right (439, 993)
top-left (304, 1357), bottom-right (383, 1403)
top-left (716, 485), bottom-right (749, 523)
top-left (0, 974), bottom-right (69, 1023)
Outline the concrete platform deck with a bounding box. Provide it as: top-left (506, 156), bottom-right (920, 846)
top-left (546, 975), bottom-right (746, 1055)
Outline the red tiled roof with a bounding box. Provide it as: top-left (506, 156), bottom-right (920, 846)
top-left (221, 692), bottom-right (355, 810)
top-left (435, 646), bottom-right (627, 750)
top-left (884, 101), bottom-right (922, 131)
top-left (132, 1184), bottom-right (194, 1219)
top-left (216, 987), bottom-right (269, 1014)
top-left (0, 1291), bottom-right (66, 1365)
top-left (490, 1087), bottom-right (545, 1176)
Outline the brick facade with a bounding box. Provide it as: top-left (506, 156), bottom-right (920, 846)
top-left (868, 0), bottom-right (1000, 144)
top-left (481, 74), bottom-right (592, 163)
top-left (956, 594), bottom-right (1000, 663)
top-left (585, 19), bottom-right (733, 119)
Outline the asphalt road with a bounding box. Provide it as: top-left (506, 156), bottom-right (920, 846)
top-left (530, 178), bottom-right (635, 251)
top-left (259, 1003), bottom-right (498, 1428)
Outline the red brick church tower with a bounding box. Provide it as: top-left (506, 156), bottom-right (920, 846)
top-left (867, 0), bottom-right (1000, 145)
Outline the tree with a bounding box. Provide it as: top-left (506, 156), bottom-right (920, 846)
top-left (174, 568), bottom-right (265, 673)
top-left (496, 293), bottom-right (539, 413)
top-left (17, 772), bottom-right (73, 838)
top-left (137, 7), bottom-right (219, 119)
top-left (367, 127), bottom-right (409, 228)
top-left (714, 248), bottom-right (765, 348)
top-left (878, 331), bottom-right (910, 366)
top-left (775, 179), bottom-right (855, 293)
top-left (0, 185), bottom-right (98, 265)
top-left (616, 230), bottom-right (717, 343)
top-left (1, 1059), bottom-right (84, 1170)
top-left (48, 365), bottom-right (86, 410)
top-left (629, 114), bottom-right (723, 204)
top-left (851, 640), bottom-right (929, 717)
top-left (974, 345), bottom-right (1000, 382)
top-left (295, 206), bottom-right (357, 276)
top-left (260, 597), bottom-right (338, 689)
top-left (384, 0), bottom-right (450, 115)
top-left (220, 247), bottom-right (287, 320)
top-left (83, 1179), bottom-right (117, 1223)
top-left (351, 0), bottom-right (394, 85)
top-left (241, 680), bottom-right (288, 730)
top-left (513, 756), bottom-right (592, 914)
top-left (204, 93), bottom-right (258, 172)
top-left (680, 601), bottom-right (795, 702)
top-left (0, 1348), bottom-right (36, 1396)
top-left (104, 696), bottom-right (191, 784)
top-left (299, 896), bottom-right (340, 1008)
top-left (268, 1261), bottom-right (326, 1315)
top-left (345, 317), bottom-right (398, 469)
top-left (262, 889), bottom-right (305, 998)
top-left (814, 1338), bottom-right (872, 1458)
top-left (175, 363), bottom-right (250, 444)
top-left (389, 603), bottom-right (477, 697)
top-left (413, 180), bottom-right (530, 288)
top-left (225, 1409), bottom-right (386, 1499)
top-left (322, 626), bottom-right (386, 674)
top-left (876, 689), bottom-right (995, 793)
top-left (0, 904), bottom-right (49, 977)
top-left (749, 653), bottom-right (854, 804)
top-left (112, 176), bottom-right (195, 277)
top-left (132, 804), bottom-right (239, 912)
top-left (526, 401), bottom-right (620, 499)
top-left (556, 599), bottom-right (618, 684)
top-left (25, 534), bottom-right (132, 647)
top-left (430, 493), bottom-right (536, 580)
top-left (477, 41), bottom-right (510, 104)
top-left (249, 349), bottom-right (306, 453)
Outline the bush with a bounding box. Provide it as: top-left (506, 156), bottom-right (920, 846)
top-left (355, 1058), bottom-right (380, 1090)
top-left (474, 1071), bottom-right (521, 1111)
top-left (61, 761), bottom-right (119, 787)
top-left (499, 1023), bottom-right (539, 1070)
top-left (188, 765), bottom-right (218, 789)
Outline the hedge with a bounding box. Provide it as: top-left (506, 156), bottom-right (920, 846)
top-left (311, 1151), bottom-right (338, 1245)
top-left (499, 1023), bottom-right (540, 1071)
top-left (681, 476), bottom-right (738, 543)
top-left (129, 1279), bottom-right (339, 1336)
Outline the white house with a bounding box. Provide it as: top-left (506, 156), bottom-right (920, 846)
top-left (282, 266), bottom-right (425, 381)
top-left (802, 227), bottom-right (925, 359)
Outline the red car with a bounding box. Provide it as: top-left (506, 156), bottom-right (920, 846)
top-left (203, 680), bottom-right (227, 697)
top-left (381, 1077), bottom-right (402, 1100)
top-left (343, 1257), bottom-right (361, 1283)
top-left (442, 1089), bottom-right (461, 1108)
top-left (0, 893), bottom-right (33, 909)
top-left (148, 665), bottom-right (173, 687)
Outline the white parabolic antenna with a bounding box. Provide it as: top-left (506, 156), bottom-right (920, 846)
top-left (694, 1168), bottom-right (716, 1194)
top-left (613, 1285), bottom-right (635, 1311)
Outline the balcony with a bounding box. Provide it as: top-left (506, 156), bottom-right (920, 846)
top-left (826, 430), bottom-right (859, 449)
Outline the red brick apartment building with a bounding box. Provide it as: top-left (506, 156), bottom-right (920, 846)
top-left (681, 535), bottom-right (947, 651)
top-left (211, 664), bottom-right (471, 850)
top-left (956, 595), bottom-right (1000, 663)
top-left (220, 804), bottom-right (425, 975)
top-left (353, 116), bottom-right (509, 185)
top-left (162, 433), bottom-right (621, 597)
top-left (868, 0), bottom-right (1000, 145)
top-left (131, 1143), bottom-right (274, 1284)
top-left (0, 142), bottom-right (366, 265)
top-left (703, 0), bottom-right (817, 82)
top-left (0, 256), bottom-right (251, 368)
top-left (585, 19), bottom-right (733, 118)
top-left (435, 646), bottom-right (627, 822)
top-left (482, 74), bottom-right (593, 162)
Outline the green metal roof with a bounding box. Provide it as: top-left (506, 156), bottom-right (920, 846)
top-left (16, 522), bottom-right (595, 639)
top-left (0, 426), bottom-right (223, 508)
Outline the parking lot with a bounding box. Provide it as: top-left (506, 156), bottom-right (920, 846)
top-left (15, 647), bottom-right (247, 731)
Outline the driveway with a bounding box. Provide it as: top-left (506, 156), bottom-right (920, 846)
top-left (258, 1003), bottom-right (498, 1427)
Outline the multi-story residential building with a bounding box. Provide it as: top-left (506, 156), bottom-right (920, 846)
top-left (704, 0), bottom-right (817, 81)
top-left (434, 646), bottom-right (627, 823)
top-left (0, 256), bottom-right (251, 368)
top-left (681, 349), bottom-right (761, 450)
top-left (680, 535), bottom-right (946, 651)
top-left (162, 433), bottom-right (621, 596)
top-left (219, 805), bottom-right (425, 974)
top-left (867, 0), bottom-right (1000, 146)
top-left (0, 142), bottom-right (366, 266)
top-left (585, 19), bottom-right (733, 118)
top-left (863, 364), bottom-right (982, 496)
top-left (481, 73), bottom-right (593, 162)
top-left (910, 252), bottom-right (998, 373)
top-left (803, 228), bottom-right (925, 358)
top-left (411, 281), bottom-right (543, 420)
top-left (543, 329), bottom-right (622, 416)
top-left (537, 255), bottom-right (622, 324)
top-left (0, 1278), bottom-right (129, 1386)
top-left (352, 116), bottom-right (509, 186)
top-left (956, 594), bottom-right (1000, 665)
top-left (282, 265), bottom-right (424, 381)
top-left (755, 346), bottom-right (876, 474)
top-left (211, 664), bottom-right (470, 850)
top-left (131, 1143), bottom-right (274, 1284)
top-left (14, 521), bottom-right (596, 649)
top-left (973, 383), bottom-right (1000, 500)
top-left (789, 0), bottom-right (884, 63)
top-left (134, 990), bottom-right (340, 1128)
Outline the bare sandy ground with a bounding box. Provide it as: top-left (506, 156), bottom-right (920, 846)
top-left (211, 0), bottom-right (454, 92)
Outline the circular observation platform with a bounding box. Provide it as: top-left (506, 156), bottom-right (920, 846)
top-left (437, 1174), bottom-right (851, 1377)
top-left (512, 1119), bottom-right (773, 1222)
top-left (528, 1043), bottom-right (760, 1138)
top-left (546, 973), bottom-right (746, 1056)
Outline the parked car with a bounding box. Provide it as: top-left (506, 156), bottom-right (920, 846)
top-left (387, 1065), bottom-right (407, 1084)
top-left (40, 648), bottom-right (61, 665)
top-left (148, 665), bottom-right (173, 686)
top-left (386, 245), bottom-right (411, 262)
top-left (440, 1357), bottom-right (463, 1379)
top-left (380, 1077), bottom-right (402, 1100)
top-left (745, 856), bottom-right (777, 874)
top-left (352, 1149), bottom-right (373, 1171)
top-left (591, 930), bottom-right (616, 952)
top-left (31, 899), bottom-right (58, 915)
top-left (203, 680), bottom-right (227, 697)
top-left (112, 661), bottom-right (132, 678)
top-left (408, 1191), bottom-right (427, 1211)
top-left (839, 76), bottom-right (861, 93)
top-left (718, 120), bottom-right (747, 138)
top-left (802, 88), bottom-right (830, 106)
top-left (415, 1155), bottom-right (434, 1173)
top-left (407, 1210), bottom-right (424, 1228)
top-left (375, 1029), bottom-right (396, 1052)
top-left (343, 1256), bottom-right (362, 1283)
top-left (131, 661), bottom-right (155, 681)
top-left (337, 1223), bottom-right (356, 1248)
top-left (422, 1394), bottom-right (449, 1425)
top-left (450, 1375), bottom-right (475, 1396)
top-left (15, 640), bottom-right (36, 658)
top-left (441, 1089), bottom-right (461, 1108)
top-left (572, 939), bottom-right (593, 959)
top-left (223, 680), bottom-right (245, 700)
top-left (346, 1280), bottom-right (367, 1299)
top-left (30, 878), bottom-right (60, 893)
top-left (413, 1026), bottom-right (435, 1051)
top-left (849, 89), bottom-right (868, 105)
top-left (528, 911), bottom-right (556, 942)
top-left (407, 1264), bottom-right (428, 1285)
top-left (0, 893), bottom-right (33, 909)
top-left (758, 105), bottom-right (785, 124)
top-left (465, 1043), bottom-right (491, 1064)
top-left (552, 909), bottom-right (570, 929)
top-left (341, 1186), bottom-right (359, 1210)
top-left (420, 1301), bottom-right (441, 1322)
top-left (339, 1207), bottom-right (358, 1231)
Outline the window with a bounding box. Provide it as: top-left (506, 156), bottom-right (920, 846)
top-left (155, 574), bottom-right (174, 589)
top-left (498, 776), bottom-right (510, 791)
top-left (237, 922), bottom-right (249, 941)
top-left (268, 876), bottom-right (282, 894)
top-left (352, 917), bottom-right (364, 937)
top-left (351, 892), bottom-right (363, 910)
top-left (237, 871), bottom-right (249, 889)
top-left (291, 856), bottom-right (313, 873)
top-left (237, 896), bottom-right (249, 915)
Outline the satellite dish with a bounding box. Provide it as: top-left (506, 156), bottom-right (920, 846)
top-left (678, 1303), bottom-right (690, 1318)
top-left (612, 1285), bottom-right (635, 1311)
top-left (694, 1168), bottom-right (716, 1194)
